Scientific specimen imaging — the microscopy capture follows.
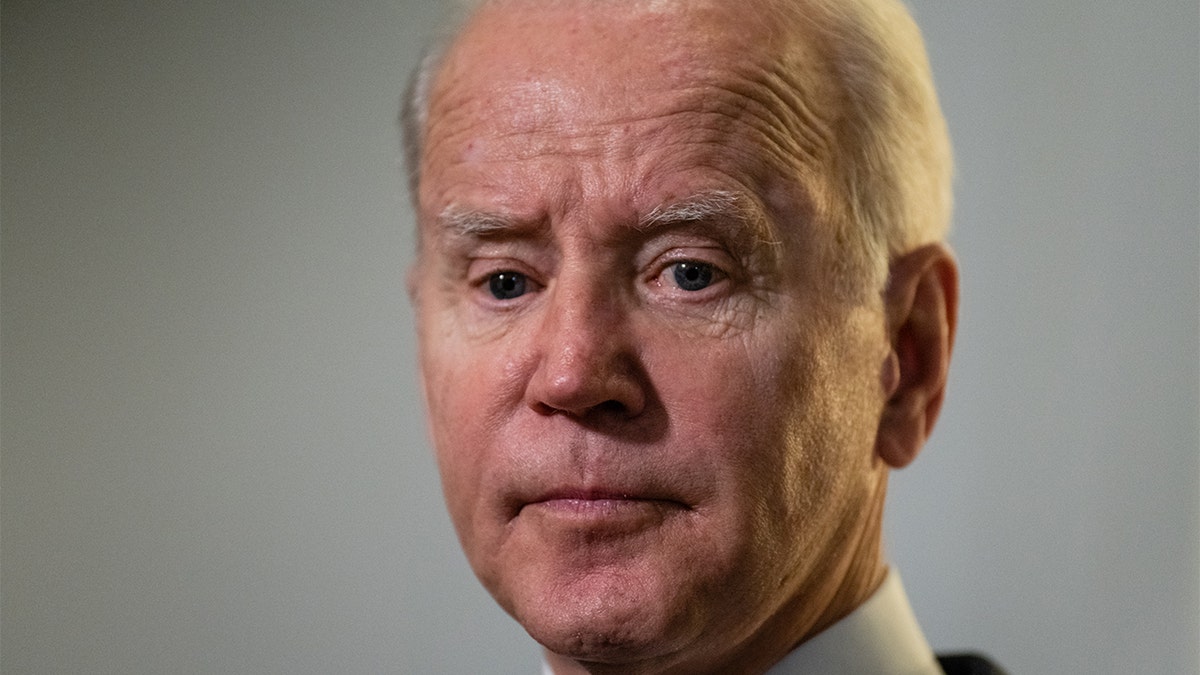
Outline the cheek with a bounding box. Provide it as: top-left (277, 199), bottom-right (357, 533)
top-left (652, 332), bottom-right (812, 505)
top-left (419, 320), bottom-right (532, 535)
top-left (665, 320), bottom-right (873, 543)
top-left (420, 334), bottom-right (493, 514)
top-left (760, 316), bottom-right (889, 527)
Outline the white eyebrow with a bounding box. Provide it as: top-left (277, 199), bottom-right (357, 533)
top-left (436, 205), bottom-right (522, 237)
top-left (639, 190), bottom-right (741, 227)
top-left (638, 190), bottom-right (776, 244)
top-left (437, 190), bottom-right (774, 241)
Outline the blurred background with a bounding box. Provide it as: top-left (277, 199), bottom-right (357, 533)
top-left (3, 1), bottom-right (1196, 672)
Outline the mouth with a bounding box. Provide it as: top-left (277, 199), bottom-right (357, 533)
top-left (515, 489), bottom-right (690, 536)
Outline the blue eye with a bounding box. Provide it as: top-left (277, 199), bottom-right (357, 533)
top-left (671, 261), bottom-right (715, 291)
top-left (488, 271), bottom-right (528, 300)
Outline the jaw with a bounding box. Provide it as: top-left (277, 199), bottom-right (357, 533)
top-left (475, 499), bottom-right (786, 673)
top-left (521, 471), bottom-right (892, 675)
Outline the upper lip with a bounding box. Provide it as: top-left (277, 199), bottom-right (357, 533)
top-left (532, 489), bottom-right (643, 502)
top-left (510, 483), bottom-right (690, 516)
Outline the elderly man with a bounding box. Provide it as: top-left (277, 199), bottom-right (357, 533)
top-left (403, 0), bottom-right (999, 673)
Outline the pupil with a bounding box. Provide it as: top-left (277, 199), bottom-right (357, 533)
top-left (489, 272), bottom-right (526, 300)
top-left (673, 262), bottom-right (713, 291)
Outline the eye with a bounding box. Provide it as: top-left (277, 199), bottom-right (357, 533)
top-left (488, 271), bottom-right (529, 300)
top-left (670, 261), bottom-right (717, 291)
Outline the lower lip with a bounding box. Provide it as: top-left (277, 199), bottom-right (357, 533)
top-left (520, 497), bottom-right (682, 534)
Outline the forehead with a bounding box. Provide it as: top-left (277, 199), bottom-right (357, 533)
top-left (420, 0), bottom-right (842, 226)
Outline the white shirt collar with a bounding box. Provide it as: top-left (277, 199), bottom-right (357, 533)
top-left (765, 570), bottom-right (940, 675)
top-left (541, 570), bottom-right (939, 675)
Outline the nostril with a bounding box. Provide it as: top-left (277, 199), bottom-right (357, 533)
top-left (593, 400), bottom-right (628, 416)
top-left (529, 400), bottom-right (557, 416)
top-left (529, 399), bottom-right (627, 418)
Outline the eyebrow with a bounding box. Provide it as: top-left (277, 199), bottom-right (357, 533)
top-left (436, 206), bottom-right (530, 238)
top-left (435, 189), bottom-right (776, 243)
top-left (637, 190), bottom-right (777, 244)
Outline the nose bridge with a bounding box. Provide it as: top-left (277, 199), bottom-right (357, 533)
top-left (527, 265), bottom-right (643, 417)
top-left (540, 268), bottom-right (621, 377)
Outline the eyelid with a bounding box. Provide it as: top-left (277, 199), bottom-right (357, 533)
top-left (647, 245), bottom-right (738, 279)
top-left (463, 239), bottom-right (545, 277)
top-left (467, 259), bottom-right (538, 285)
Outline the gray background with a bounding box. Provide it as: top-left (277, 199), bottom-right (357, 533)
top-left (3, 1), bottom-right (1196, 673)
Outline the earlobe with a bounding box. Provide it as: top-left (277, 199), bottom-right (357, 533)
top-left (875, 243), bottom-right (959, 469)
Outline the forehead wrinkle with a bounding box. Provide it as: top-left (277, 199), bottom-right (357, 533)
top-left (673, 60), bottom-right (836, 177)
top-left (731, 64), bottom-right (836, 169)
top-left (620, 68), bottom-right (833, 202)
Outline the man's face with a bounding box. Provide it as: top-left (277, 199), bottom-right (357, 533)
top-left (413, 2), bottom-right (893, 670)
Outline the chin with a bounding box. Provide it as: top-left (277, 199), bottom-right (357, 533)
top-left (527, 613), bottom-right (685, 668)
top-left (505, 561), bottom-right (702, 666)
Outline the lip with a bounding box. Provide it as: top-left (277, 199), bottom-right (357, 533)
top-left (531, 488), bottom-right (643, 502)
top-left (527, 495), bottom-right (669, 514)
top-left (515, 488), bottom-right (689, 536)
top-left (520, 487), bottom-right (687, 510)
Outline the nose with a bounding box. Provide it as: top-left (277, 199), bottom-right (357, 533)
top-left (524, 280), bottom-right (647, 420)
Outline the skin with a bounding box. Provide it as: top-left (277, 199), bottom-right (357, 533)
top-left (410, 1), bottom-right (958, 673)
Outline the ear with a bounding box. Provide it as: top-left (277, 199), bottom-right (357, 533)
top-left (875, 243), bottom-right (959, 469)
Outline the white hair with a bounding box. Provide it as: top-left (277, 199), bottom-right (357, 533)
top-left (399, 0), bottom-right (952, 297)
top-left (803, 0), bottom-right (954, 294)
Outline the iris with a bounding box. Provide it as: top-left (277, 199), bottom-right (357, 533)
top-left (673, 261), bottom-right (714, 291)
top-left (488, 272), bottom-right (527, 300)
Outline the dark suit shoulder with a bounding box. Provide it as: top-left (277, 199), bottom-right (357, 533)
top-left (937, 652), bottom-right (1007, 675)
